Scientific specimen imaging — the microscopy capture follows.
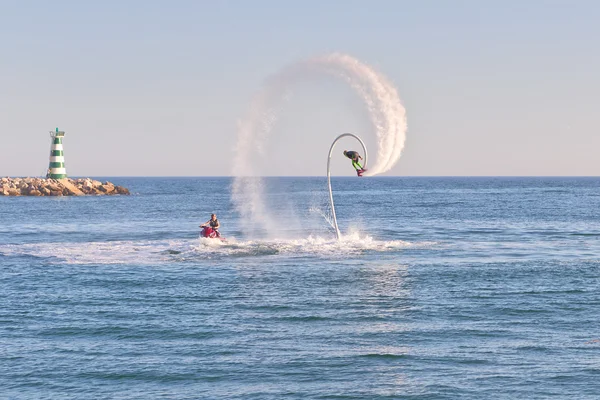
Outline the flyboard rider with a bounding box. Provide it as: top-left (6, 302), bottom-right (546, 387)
top-left (343, 150), bottom-right (367, 177)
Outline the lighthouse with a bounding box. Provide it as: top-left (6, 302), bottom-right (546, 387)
top-left (47, 127), bottom-right (67, 179)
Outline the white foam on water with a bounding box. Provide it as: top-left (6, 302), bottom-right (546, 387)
top-left (191, 233), bottom-right (434, 260)
top-left (0, 234), bottom-right (434, 265)
top-left (0, 240), bottom-right (192, 265)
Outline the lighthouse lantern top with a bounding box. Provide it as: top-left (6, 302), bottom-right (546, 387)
top-left (52, 127), bottom-right (65, 138)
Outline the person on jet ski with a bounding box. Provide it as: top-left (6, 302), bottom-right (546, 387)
top-left (343, 150), bottom-right (366, 176)
top-left (200, 213), bottom-right (221, 237)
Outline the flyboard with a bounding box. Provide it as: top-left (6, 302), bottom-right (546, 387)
top-left (327, 133), bottom-right (368, 240)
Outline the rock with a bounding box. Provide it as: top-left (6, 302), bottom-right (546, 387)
top-left (58, 178), bottom-right (84, 196)
top-left (99, 183), bottom-right (115, 193)
top-left (49, 190), bottom-right (63, 196)
top-left (115, 186), bottom-right (130, 195)
top-left (8, 188), bottom-right (20, 196)
top-left (28, 189), bottom-right (42, 196)
top-left (46, 183), bottom-right (62, 192)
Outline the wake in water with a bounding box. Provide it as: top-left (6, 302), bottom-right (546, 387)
top-left (0, 235), bottom-right (432, 265)
top-left (231, 53), bottom-right (407, 237)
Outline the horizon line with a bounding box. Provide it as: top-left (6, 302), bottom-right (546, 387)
top-left (4, 175), bottom-right (600, 179)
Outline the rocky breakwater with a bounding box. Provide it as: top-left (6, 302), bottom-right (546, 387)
top-left (0, 177), bottom-right (130, 196)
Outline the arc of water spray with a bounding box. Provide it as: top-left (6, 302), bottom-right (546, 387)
top-left (327, 133), bottom-right (368, 240)
top-left (232, 53), bottom-right (407, 235)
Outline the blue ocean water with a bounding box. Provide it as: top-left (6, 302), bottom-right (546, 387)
top-left (1, 177), bottom-right (599, 399)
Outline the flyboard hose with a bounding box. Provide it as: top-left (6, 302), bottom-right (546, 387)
top-left (327, 133), bottom-right (368, 240)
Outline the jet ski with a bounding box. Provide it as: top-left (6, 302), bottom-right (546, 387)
top-left (200, 226), bottom-right (226, 241)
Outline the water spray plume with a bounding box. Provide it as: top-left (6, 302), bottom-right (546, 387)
top-left (232, 52), bottom-right (407, 234)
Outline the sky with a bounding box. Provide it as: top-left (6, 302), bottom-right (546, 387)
top-left (1, 0), bottom-right (599, 177)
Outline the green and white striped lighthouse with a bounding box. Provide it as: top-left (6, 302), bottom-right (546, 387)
top-left (47, 127), bottom-right (67, 179)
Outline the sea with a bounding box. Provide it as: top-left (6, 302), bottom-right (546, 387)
top-left (1, 176), bottom-right (599, 399)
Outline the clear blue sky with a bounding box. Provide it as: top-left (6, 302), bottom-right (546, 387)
top-left (1, 0), bottom-right (598, 176)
